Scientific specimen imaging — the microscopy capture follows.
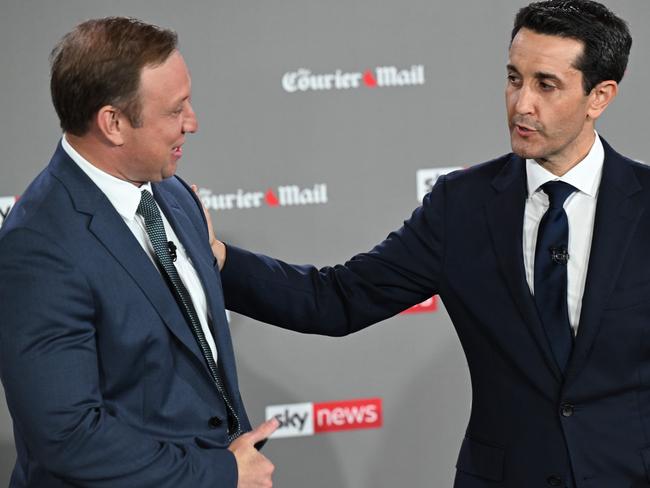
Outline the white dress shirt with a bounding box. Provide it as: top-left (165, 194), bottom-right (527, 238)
top-left (523, 133), bottom-right (604, 336)
top-left (62, 135), bottom-right (218, 359)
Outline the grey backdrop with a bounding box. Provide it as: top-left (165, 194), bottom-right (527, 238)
top-left (1, 1), bottom-right (649, 486)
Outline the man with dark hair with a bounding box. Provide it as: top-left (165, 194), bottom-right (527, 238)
top-left (511, 0), bottom-right (631, 94)
top-left (0, 17), bottom-right (277, 488)
top-left (209, 1), bottom-right (650, 486)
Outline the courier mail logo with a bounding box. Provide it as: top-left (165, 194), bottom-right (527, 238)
top-left (0, 196), bottom-right (18, 228)
top-left (282, 65), bottom-right (425, 93)
top-left (266, 397), bottom-right (383, 439)
top-left (198, 184), bottom-right (328, 211)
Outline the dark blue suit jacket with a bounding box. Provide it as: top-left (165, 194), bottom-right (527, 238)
top-left (0, 144), bottom-right (251, 487)
top-left (221, 139), bottom-right (650, 488)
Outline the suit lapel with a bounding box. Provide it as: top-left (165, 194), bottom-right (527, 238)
top-left (49, 147), bottom-right (210, 373)
top-left (566, 140), bottom-right (644, 383)
top-left (485, 155), bottom-right (563, 382)
top-left (153, 184), bottom-right (228, 340)
top-left (154, 183), bottom-right (242, 400)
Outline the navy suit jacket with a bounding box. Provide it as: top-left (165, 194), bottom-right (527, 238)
top-left (221, 139), bottom-right (650, 488)
top-left (0, 143), bottom-right (251, 487)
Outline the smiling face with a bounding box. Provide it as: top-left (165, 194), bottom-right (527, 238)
top-left (117, 50), bottom-right (198, 184)
top-left (506, 28), bottom-right (598, 173)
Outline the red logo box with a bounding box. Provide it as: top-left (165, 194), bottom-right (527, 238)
top-left (401, 296), bottom-right (438, 315)
top-left (313, 397), bottom-right (382, 433)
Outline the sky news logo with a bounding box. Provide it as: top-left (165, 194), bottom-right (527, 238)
top-left (266, 397), bottom-right (382, 439)
top-left (198, 184), bottom-right (328, 211)
top-left (0, 196), bottom-right (18, 228)
top-left (282, 65), bottom-right (425, 93)
top-left (401, 296), bottom-right (437, 315)
top-left (416, 167), bottom-right (463, 202)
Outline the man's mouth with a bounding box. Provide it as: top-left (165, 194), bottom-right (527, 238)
top-left (511, 116), bottom-right (541, 136)
top-left (514, 124), bottom-right (538, 137)
top-left (172, 145), bottom-right (183, 157)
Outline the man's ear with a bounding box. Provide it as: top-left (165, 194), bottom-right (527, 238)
top-left (587, 80), bottom-right (618, 121)
top-left (95, 105), bottom-right (126, 146)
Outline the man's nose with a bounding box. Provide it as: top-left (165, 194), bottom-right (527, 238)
top-left (183, 104), bottom-right (198, 134)
top-left (514, 85), bottom-right (536, 115)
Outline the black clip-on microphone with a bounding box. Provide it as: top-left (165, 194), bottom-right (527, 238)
top-left (550, 247), bottom-right (569, 265)
top-left (168, 241), bottom-right (177, 262)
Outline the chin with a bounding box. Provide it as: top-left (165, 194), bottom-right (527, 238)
top-left (511, 140), bottom-right (541, 160)
top-left (161, 163), bottom-right (178, 180)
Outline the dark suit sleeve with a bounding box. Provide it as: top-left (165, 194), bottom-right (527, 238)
top-left (0, 228), bottom-right (237, 488)
top-left (220, 175), bottom-right (447, 336)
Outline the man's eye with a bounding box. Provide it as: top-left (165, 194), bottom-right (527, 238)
top-left (507, 75), bottom-right (521, 85)
top-left (540, 82), bottom-right (556, 91)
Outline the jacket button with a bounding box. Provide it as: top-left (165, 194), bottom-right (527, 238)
top-left (547, 475), bottom-right (563, 486)
top-left (208, 416), bottom-right (223, 428)
top-left (560, 403), bottom-right (574, 417)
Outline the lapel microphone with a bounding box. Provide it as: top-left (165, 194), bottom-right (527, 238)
top-left (167, 241), bottom-right (177, 262)
top-left (550, 247), bottom-right (569, 265)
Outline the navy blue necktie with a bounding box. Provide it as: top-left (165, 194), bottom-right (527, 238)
top-left (137, 190), bottom-right (242, 441)
top-left (534, 181), bottom-right (576, 373)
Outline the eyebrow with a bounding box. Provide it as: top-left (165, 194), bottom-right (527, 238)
top-left (507, 64), bottom-right (563, 83)
top-left (169, 94), bottom-right (190, 106)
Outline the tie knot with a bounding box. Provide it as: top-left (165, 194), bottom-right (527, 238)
top-left (541, 181), bottom-right (576, 209)
top-left (137, 189), bottom-right (159, 220)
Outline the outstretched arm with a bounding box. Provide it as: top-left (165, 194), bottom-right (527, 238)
top-left (194, 178), bottom-right (448, 337)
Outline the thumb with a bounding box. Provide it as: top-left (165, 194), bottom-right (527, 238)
top-left (247, 418), bottom-right (280, 444)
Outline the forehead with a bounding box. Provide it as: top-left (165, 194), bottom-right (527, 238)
top-left (139, 50), bottom-right (191, 101)
top-left (508, 28), bottom-right (584, 74)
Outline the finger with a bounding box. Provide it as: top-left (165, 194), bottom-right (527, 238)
top-left (247, 418), bottom-right (280, 444)
top-left (190, 184), bottom-right (206, 212)
top-left (191, 184), bottom-right (213, 225)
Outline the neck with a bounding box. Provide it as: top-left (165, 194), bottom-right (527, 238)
top-left (65, 133), bottom-right (144, 187)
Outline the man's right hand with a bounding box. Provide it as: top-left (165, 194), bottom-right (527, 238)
top-left (228, 418), bottom-right (279, 488)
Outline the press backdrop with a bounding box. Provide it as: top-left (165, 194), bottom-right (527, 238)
top-left (1, 0), bottom-right (649, 486)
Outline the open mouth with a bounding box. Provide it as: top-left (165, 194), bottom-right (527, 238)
top-left (172, 146), bottom-right (183, 157)
top-left (515, 124), bottom-right (537, 136)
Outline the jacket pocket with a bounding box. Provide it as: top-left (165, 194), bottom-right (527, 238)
top-left (456, 436), bottom-right (505, 482)
top-left (605, 281), bottom-right (650, 311)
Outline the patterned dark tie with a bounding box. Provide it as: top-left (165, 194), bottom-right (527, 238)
top-left (137, 189), bottom-right (242, 441)
top-left (533, 181), bottom-right (576, 373)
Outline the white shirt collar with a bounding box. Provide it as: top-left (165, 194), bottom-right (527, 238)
top-left (61, 135), bottom-right (152, 221)
top-left (526, 131), bottom-right (604, 199)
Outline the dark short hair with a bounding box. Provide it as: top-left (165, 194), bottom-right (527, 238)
top-left (511, 0), bottom-right (632, 94)
top-left (50, 17), bottom-right (178, 136)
